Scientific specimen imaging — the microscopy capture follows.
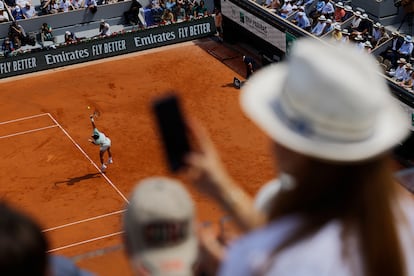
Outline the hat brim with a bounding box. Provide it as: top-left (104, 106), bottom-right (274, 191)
top-left (137, 235), bottom-right (198, 276)
top-left (240, 64), bottom-right (410, 162)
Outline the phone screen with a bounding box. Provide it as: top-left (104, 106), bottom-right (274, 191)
top-left (152, 94), bottom-right (190, 172)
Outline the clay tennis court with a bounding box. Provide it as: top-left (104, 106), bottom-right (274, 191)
top-left (0, 38), bottom-right (275, 275)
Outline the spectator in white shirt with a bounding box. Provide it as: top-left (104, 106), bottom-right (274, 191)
top-left (59, 0), bottom-right (72, 12)
top-left (321, 0), bottom-right (334, 17)
top-left (279, 0), bottom-right (292, 18)
top-left (21, 2), bottom-right (37, 18)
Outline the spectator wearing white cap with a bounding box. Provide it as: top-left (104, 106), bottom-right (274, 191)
top-left (295, 11), bottom-right (311, 32)
top-left (333, 1), bottom-right (345, 22)
top-left (342, 4), bottom-right (353, 21)
top-left (350, 11), bottom-right (362, 30)
top-left (355, 13), bottom-right (372, 35)
top-left (123, 177), bottom-right (198, 276)
top-left (353, 34), bottom-right (365, 51)
top-left (331, 24), bottom-right (342, 42)
top-left (371, 22), bottom-right (382, 45)
top-left (98, 19), bottom-right (110, 36)
top-left (185, 38), bottom-right (414, 276)
top-left (341, 28), bottom-right (350, 44)
top-left (381, 31), bottom-right (404, 65)
top-left (401, 70), bottom-right (414, 91)
top-left (364, 40), bottom-right (373, 53)
top-left (402, 63), bottom-right (413, 83)
top-left (321, 18), bottom-right (333, 35)
top-left (387, 58), bottom-right (407, 80)
top-left (397, 35), bottom-right (414, 61)
top-left (311, 15), bottom-right (327, 36)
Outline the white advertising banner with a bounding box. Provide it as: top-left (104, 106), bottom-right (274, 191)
top-left (221, 0), bottom-right (286, 51)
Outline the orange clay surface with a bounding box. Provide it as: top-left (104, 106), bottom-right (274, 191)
top-left (0, 38), bottom-right (275, 275)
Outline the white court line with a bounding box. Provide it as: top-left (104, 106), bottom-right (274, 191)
top-left (46, 113), bottom-right (129, 203)
top-left (43, 209), bottom-right (125, 232)
top-left (48, 231), bottom-right (124, 253)
top-left (0, 113), bottom-right (49, 125)
top-left (0, 125), bottom-right (58, 139)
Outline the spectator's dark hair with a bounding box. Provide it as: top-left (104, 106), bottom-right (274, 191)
top-left (0, 202), bottom-right (48, 276)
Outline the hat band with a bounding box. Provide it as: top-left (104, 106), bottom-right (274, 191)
top-left (271, 83), bottom-right (375, 143)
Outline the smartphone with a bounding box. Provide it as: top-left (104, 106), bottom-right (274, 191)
top-left (152, 94), bottom-right (191, 172)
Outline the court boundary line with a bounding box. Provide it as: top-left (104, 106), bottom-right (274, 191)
top-left (0, 125), bottom-right (58, 139)
top-left (46, 113), bottom-right (129, 203)
top-left (43, 209), bottom-right (125, 232)
top-left (48, 231), bottom-right (124, 253)
top-left (0, 113), bottom-right (49, 125)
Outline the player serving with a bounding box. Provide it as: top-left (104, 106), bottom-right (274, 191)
top-left (88, 115), bottom-right (113, 172)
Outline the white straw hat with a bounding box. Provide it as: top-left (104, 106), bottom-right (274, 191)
top-left (240, 39), bottom-right (409, 162)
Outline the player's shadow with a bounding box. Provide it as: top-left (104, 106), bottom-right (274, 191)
top-left (222, 82), bottom-right (235, 88)
top-left (54, 173), bottom-right (101, 186)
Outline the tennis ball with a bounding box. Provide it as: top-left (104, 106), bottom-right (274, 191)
top-left (87, 106), bottom-right (91, 110)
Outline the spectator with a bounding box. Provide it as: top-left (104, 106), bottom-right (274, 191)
top-left (185, 38), bottom-right (413, 276)
top-left (165, 0), bottom-right (175, 11)
top-left (175, 2), bottom-right (186, 21)
top-left (0, 202), bottom-right (93, 276)
top-left (70, 0), bottom-right (82, 9)
top-left (382, 31), bottom-right (404, 64)
top-left (21, 1), bottom-right (37, 18)
top-left (40, 22), bottom-right (56, 48)
top-left (397, 35), bottom-right (414, 61)
top-left (350, 11), bottom-right (362, 31)
top-left (161, 8), bottom-right (174, 23)
top-left (123, 177), bottom-right (198, 276)
top-left (321, 18), bottom-right (333, 35)
top-left (341, 28), bottom-right (350, 43)
top-left (355, 13), bottom-right (372, 36)
top-left (124, 0), bottom-right (142, 25)
top-left (84, 0), bottom-right (97, 13)
top-left (401, 70), bottom-right (414, 90)
top-left (320, 0), bottom-right (334, 18)
top-left (375, 26), bottom-right (390, 47)
top-left (387, 57), bottom-right (407, 81)
top-left (41, 0), bottom-right (59, 14)
top-left (2, 37), bottom-right (14, 57)
top-left (342, 5), bottom-right (353, 21)
top-left (353, 34), bottom-right (365, 51)
top-left (11, 6), bottom-right (24, 20)
top-left (278, 0), bottom-right (293, 18)
top-left (295, 11), bottom-right (311, 32)
top-left (8, 21), bottom-right (26, 49)
top-left (364, 40), bottom-right (373, 53)
top-left (0, 2), bottom-right (9, 22)
top-left (58, 0), bottom-right (72, 12)
top-left (333, 1), bottom-right (345, 22)
top-left (196, 0), bottom-right (207, 17)
top-left (309, 0), bottom-right (325, 20)
top-left (331, 24), bottom-right (342, 42)
top-left (64, 30), bottom-right (79, 43)
top-left (311, 15), bottom-right (327, 36)
top-left (99, 19), bottom-right (110, 36)
top-left (0, 202), bottom-right (49, 275)
top-left (371, 22), bottom-right (382, 46)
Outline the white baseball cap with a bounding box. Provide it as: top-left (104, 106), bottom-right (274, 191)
top-left (240, 39), bottom-right (409, 162)
top-left (123, 177), bottom-right (197, 276)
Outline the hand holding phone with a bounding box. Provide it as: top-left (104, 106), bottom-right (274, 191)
top-left (152, 94), bottom-right (191, 172)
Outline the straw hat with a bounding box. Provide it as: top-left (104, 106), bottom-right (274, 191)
top-left (240, 39), bottom-right (409, 162)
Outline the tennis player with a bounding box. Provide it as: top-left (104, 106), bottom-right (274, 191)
top-left (89, 115), bottom-right (113, 172)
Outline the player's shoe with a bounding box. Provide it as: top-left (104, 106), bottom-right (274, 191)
top-left (108, 157), bottom-right (113, 164)
top-left (101, 164), bottom-right (107, 172)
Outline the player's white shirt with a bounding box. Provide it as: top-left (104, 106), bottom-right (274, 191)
top-left (92, 128), bottom-right (111, 147)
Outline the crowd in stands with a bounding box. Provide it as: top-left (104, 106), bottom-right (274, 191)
top-left (258, 0), bottom-right (414, 93)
